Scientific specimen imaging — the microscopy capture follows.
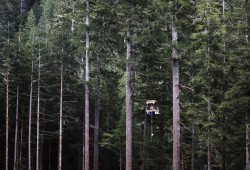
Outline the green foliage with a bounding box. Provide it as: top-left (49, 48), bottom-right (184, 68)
top-left (0, 0), bottom-right (249, 169)
top-left (41, 0), bottom-right (53, 20)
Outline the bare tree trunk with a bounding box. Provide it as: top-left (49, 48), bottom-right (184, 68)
top-left (36, 50), bottom-right (41, 170)
top-left (93, 55), bottom-right (100, 170)
top-left (84, 1), bottom-right (90, 169)
top-left (126, 18), bottom-right (133, 170)
top-left (181, 151), bottom-right (184, 170)
top-left (222, 2), bottom-right (226, 169)
top-left (191, 125), bottom-right (195, 170)
top-left (19, 114), bottom-right (24, 170)
top-left (28, 56), bottom-right (34, 170)
top-left (246, 8), bottom-right (250, 170)
top-left (15, 18), bottom-right (22, 170)
top-left (5, 21), bottom-right (11, 170)
top-left (207, 99), bottom-right (212, 170)
top-left (246, 111), bottom-right (250, 170)
top-left (20, 0), bottom-right (27, 13)
top-left (58, 54), bottom-right (63, 170)
top-left (40, 134), bottom-right (43, 170)
top-left (205, 1), bottom-right (212, 167)
top-left (5, 68), bottom-right (9, 170)
top-left (14, 80), bottom-right (20, 170)
top-left (49, 139), bottom-right (51, 170)
top-left (222, 112), bottom-right (226, 170)
top-left (172, 5), bottom-right (180, 170)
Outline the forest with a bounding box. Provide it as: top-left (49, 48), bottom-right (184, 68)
top-left (0, 0), bottom-right (249, 170)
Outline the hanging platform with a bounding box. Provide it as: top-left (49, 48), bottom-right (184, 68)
top-left (146, 100), bottom-right (159, 115)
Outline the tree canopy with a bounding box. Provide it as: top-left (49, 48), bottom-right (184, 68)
top-left (0, 0), bottom-right (249, 170)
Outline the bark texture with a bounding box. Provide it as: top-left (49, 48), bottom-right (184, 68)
top-left (126, 19), bottom-right (133, 170)
top-left (19, 116), bottom-right (24, 169)
top-left (207, 99), bottom-right (212, 170)
top-left (246, 112), bottom-right (250, 170)
top-left (58, 55), bottom-right (63, 170)
top-left (21, 0), bottom-right (27, 13)
top-left (14, 81), bottom-right (20, 170)
top-left (191, 125), bottom-right (195, 170)
top-left (36, 53), bottom-right (41, 170)
top-left (172, 13), bottom-right (180, 170)
top-left (84, 1), bottom-right (90, 170)
top-left (28, 58), bottom-right (34, 170)
top-left (5, 70), bottom-right (9, 170)
top-left (246, 8), bottom-right (250, 170)
top-left (93, 55), bottom-right (100, 170)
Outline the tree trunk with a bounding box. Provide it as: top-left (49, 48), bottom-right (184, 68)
top-left (28, 56), bottom-right (34, 170)
top-left (126, 18), bottom-right (133, 170)
top-left (36, 52), bottom-right (41, 170)
top-left (19, 114), bottom-right (24, 170)
top-left (5, 68), bottom-right (9, 170)
top-left (14, 80), bottom-right (20, 170)
top-left (206, 2), bottom-right (212, 167)
top-left (20, 0), bottom-right (27, 13)
top-left (49, 139), bottom-right (51, 170)
top-left (172, 7), bottom-right (180, 170)
top-left (246, 7), bottom-right (250, 170)
top-left (246, 111), bottom-right (250, 170)
top-left (40, 134), bottom-right (43, 170)
top-left (84, 1), bottom-right (90, 169)
top-left (191, 125), bottom-right (195, 170)
top-left (222, 113), bottom-right (226, 170)
top-left (58, 54), bottom-right (63, 170)
top-left (93, 55), bottom-right (100, 170)
top-left (5, 21), bottom-right (11, 170)
top-left (222, 1), bottom-right (226, 168)
top-left (207, 99), bottom-right (212, 170)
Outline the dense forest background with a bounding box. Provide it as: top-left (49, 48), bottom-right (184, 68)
top-left (0, 0), bottom-right (249, 170)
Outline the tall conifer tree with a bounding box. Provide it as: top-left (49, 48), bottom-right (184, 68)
top-left (172, 0), bottom-right (180, 169)
top-left (84, 1), bottom-right (90, 169)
